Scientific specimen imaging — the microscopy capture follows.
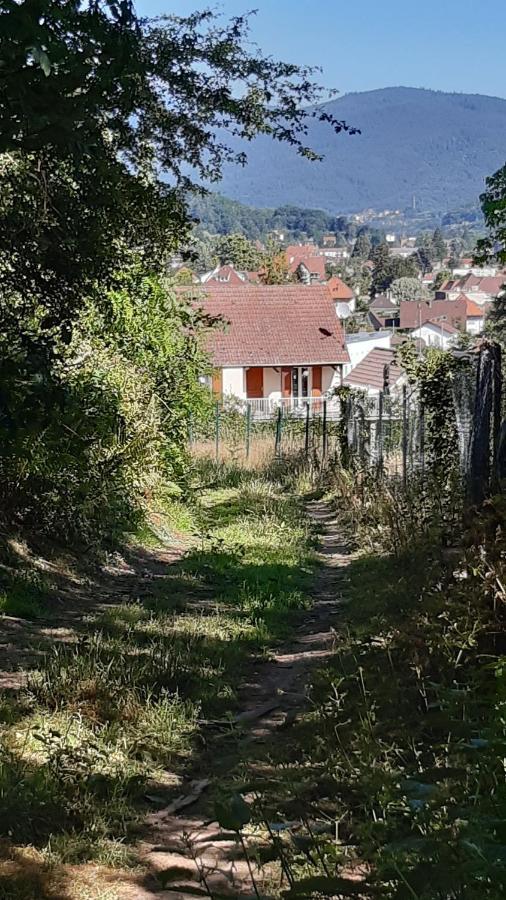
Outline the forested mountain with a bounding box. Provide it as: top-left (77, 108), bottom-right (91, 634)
top-left (212, 87), bottom-right (506, 215)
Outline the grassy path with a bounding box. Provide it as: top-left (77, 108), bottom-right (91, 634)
top-left (134, 497), bottom-right (354, 898)
top-left (0, 467), bottom-right (350, 899)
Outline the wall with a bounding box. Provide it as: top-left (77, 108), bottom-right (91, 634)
top-left (263, 367), bottom-right (282, 400)
top-left (411, 324), bottom-right (456, 350)
top-left (343, 332), bottom-right (392, 378)
top-left (222, 367), bottom-right (245, 398)
top-left (466, 317), bottom-right (484, 336)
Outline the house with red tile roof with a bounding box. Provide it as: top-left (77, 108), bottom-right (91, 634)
top-left (343, 347), bottom-right (404, 396)
top-left (192, 283), bottom-right (349, 408)
top-left (465, 297), bottom-right (490, 335)
top-left (439, 273), bottom-right (505, 305)
top-left (410, 318), bottom-right (459, 350)
top-left (288, 255), bottom-right (326, 283)
top-left (399, 297), bottom-right (467, 332)
top-left (201, 264), bottom-right (256, 285)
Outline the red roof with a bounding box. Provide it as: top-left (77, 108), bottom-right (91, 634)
top-left (400, 297), bottom-right (467, 330)
top-left (344, 348), bottom-right (403, 390)
top-left (423, 318), bottom-right (459, 334)
top-left (193, 284), bottom-right (349, 367)
top-left (465, 297), bottom-right (485, 317)
top-left (201, 265), bottom-right (248, 285)
top-left (285, 244), bottom-right (319, 262)
top-left (288, 255), bottom-right (326, 280)
top-left (327, 276), bottom-right (354, 301)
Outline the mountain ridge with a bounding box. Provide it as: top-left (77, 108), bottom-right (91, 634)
top-left (213, 87), bottom-right (506, 215)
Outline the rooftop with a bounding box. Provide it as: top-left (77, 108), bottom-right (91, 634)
top-left (344, 347), bottom-right (403, 391)
top-left (189, 284), bottom-right (349, 367)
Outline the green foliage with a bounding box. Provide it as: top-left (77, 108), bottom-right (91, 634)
top-left (390, 276), bottom-right (429, 302)
top-left (370, 244), bottom-right (420, 296)
top-left (215, 233), bottom-right (264, 270)
top-left (476, 163), bottom-right (506, 267)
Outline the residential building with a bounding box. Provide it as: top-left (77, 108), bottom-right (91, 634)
top-left (194, 284), bottom-right (349, 412)
top-left (327, 276), bottom-right (356, 315)
top-left (343, 347), bottom-right (404, 396)
top-left (201, 264), bottom-right (260, 285)
top-left (369, 295), bottom-right (400, 329)
top-left (289, 256), bottom-right (326, 283)
top-left (466, 298), bottom-right (489, 335)
top-left (399, 297), bottom-right (467, 332)
top-left (439, 274), bottom-right (505, 305)
top-left (343, 331), bottom-right (392, 378)
top-left (410, 319), bottom-right (459, 349)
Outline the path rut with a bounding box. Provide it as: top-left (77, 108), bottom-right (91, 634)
top-left (123, 498), bottom-right (355, 900)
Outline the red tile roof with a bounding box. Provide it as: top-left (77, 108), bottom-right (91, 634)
top-left (465, 297), bottom-right (485, 317)
top-left (288, 256), bottom-right (326, 280)
top-left (400, 297), bottom-right (467, 330)
top-left (344, 348), bottom-right (403, 390)
top-left (423, 318), bottom-right (459, 334)
top-left (201, 264), bottom-right (248, 285)
top-left (285, 244), bottom-right (319, 262)
top-left (327, 276), bottom-right (354, 301)
top-left (191, 284), bottom-right (349, 367)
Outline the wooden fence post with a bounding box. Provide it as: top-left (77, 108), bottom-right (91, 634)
top-left (468, 344), bottom-right (494, 504)
top-left (304, 402), bottom-right (310, 456)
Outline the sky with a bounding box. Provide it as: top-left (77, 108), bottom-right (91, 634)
top-left (137, 0), bottom-right (506, 99)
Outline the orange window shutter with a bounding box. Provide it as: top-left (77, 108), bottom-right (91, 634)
top-left (246, 367), bottom-right (264, 398)
top-left (212, 370), bottom-right (223, 395)
top-left (312, 366), bottom-right (322, 396)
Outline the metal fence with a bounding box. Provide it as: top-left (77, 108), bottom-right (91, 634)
top-left (189, 343), bottom-right (503, 503)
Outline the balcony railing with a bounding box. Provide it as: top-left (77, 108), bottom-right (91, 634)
top-left (233, 395), bottom-right (341, 420)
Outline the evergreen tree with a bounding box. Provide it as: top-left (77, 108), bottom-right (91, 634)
top-left (215, 233), bottom-right (263, 270)
top-left (432, 227), bottom-right (447, 262)
top-left (352, 232), bottom-right (372, 260)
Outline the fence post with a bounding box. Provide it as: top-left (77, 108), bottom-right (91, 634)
top-left (468, 344), bottom-right (494, 504)
top-left (245, 402), bottom-right (252, 460)
top-left (275, 406), bottom-right (283, 457)
top-left (492, 343), bottom-right (502, 490)
top-left (377, 391), bottom-right (384, 472)
top-left (215, 400), bottom-right (220, 463)
top-left (401, 384), bottom-right (408, 487)
top-left (322, 399), bottom-right (328, 461)
top-left (304, 402), bottom-right (310, 456)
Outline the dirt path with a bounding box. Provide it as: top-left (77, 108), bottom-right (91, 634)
top-left (123, 499), bottom-right (355, 900)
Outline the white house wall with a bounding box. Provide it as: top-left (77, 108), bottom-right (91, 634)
top-left (410, 324), bottom-right (456, 350)
top-left (263, 367), bottom-right (282, 400)
top-left (343, 332), bottom-right (392, 378)
top-left (466, 317), bottom-right (484, 336)
top-left (222, 367), bottom-right (245, 398)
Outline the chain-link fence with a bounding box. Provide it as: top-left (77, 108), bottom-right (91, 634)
top-left (189, 343), bottom-right (503, 502)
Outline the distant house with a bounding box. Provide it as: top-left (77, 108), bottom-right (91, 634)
top-left (410, 318), bottom-right (459, 350)
top-left (343, 331), bottom-right (392, 378)
top-left (201, 264), bottom-right (252, 285)
top-left (466, 298), bottom-right (489, 335)
top-left (289, 256), bottom-right (327, 283)
top-left (194, 284), bottom-right (349, 410)
top-left (399, 297), bottom-right (467, 332)
top-left (327, 276), bottom-right (356, 315)
top-left (369, 295), bottom-right (400, 330)
top-left (439, 273), bottom-right (505, 305)
top-left (343, 347), bottom-right (404, 396)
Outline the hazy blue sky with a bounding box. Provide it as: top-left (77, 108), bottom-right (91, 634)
top-left (137, 0), bottom-right (506, 99)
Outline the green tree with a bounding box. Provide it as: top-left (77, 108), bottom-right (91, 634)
top-left (475, 163), bottom-right (506, 348)
top-left (370, 242), bottom-right (390, 295)
top-left (352, 231), bottom-right (372, 260)
top-left (390, 277), bottom-right (429, 303)
top-left (215, 233), bottom-right (263, 270)
top-left (432, 227), bottom-right (447, 262)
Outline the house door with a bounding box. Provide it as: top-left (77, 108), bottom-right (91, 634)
top-left (246, 367), bottom-right (264, 398)
top-left (312, 366), bottom-right (322, 397)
